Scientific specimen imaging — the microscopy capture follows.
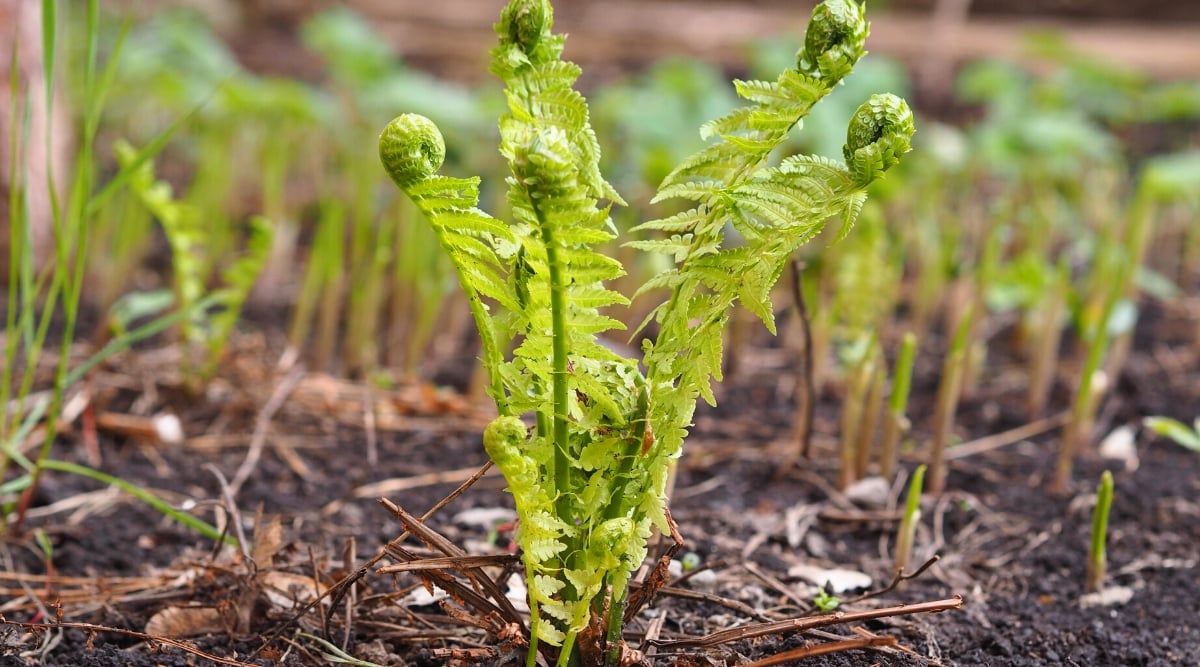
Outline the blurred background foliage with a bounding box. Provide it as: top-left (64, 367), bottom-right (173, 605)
top-left (61, 1), bottom-right (1200, 390)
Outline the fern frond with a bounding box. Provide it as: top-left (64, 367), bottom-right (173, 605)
top-left (655, 144), bottom-right (744, 193)
top-left (651, 180), bottom-right (728, 206)
top-left (379, 114), bottom-right (513, 412)
top-left (632, 3), bottom-right (911, 483)
top-left (630, 207), bottom-right (706, 235)
top-left (731, 78), bottom-right (794, 106)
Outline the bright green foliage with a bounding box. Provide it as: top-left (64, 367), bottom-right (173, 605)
top-left (1087, 470), bottom-right (1114, 593)
top-left (631, 0), bottom-right (913, 472)
top-left (379, 0), bottom-right (912, 663)
top-left (1143, 416), bottom-right (1200, 453)
top-left (813, 586), bottom-right (842, 612)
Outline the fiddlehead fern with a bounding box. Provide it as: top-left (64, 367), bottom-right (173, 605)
top-left (796, 0), bottom-right (868, 83)
top-left (378, 113), bottom-right (515, 412)
top-left (630, 1), bottom-right (914, 493)
top-left (845, 92), bottom-right (916, 185)
top-left (380, 2), bottom-right (913, 665)
top-left (379, 112), bottom-right (446, 188)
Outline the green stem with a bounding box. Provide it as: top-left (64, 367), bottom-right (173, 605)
top-left (1053, 276), bottom-right (1119, 494)
top-left (538, 208), bottom-right (572, 534)
top-left (894, 464), bottom-right (925, 576)
top-left (34, 459), bottom-right (234, 545)
top-left (603, 583), bottom-right (628, 667)
top-left (879, 332), bottom-right (917, 479)
top-left (1087, 470), bottom-right (1113, 594)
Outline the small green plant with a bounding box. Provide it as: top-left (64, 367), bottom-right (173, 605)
top-left (813, 585), bottom-right (841, 613)
top-left (1143, 416), bottom-right (1200, 453)
top-left (118, 141), bottom-right (273, 384)
top-left (379, 0), bottom-right (912, 663)
top-left (894, 464), bottom-right (926, 577)
top-left (1086, 470), bottom-right (1114, 594)
top-left (879, 332), bottom-right (916, 479)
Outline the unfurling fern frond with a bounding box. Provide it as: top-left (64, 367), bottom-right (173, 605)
top-left (632, 0), bottom-right (913, 475)
top-left (380, 1), bottom-right (913, 664)
top-left (379, 113), bottom-right (515, 411)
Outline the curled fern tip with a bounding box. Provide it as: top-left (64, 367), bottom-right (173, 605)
top-left (499, 0), bottom-right (552, 54)
top-left (796, 0), bottom-right (868, 83)
top-left (845, 93), bottom-right (914, 183)
top-left (379, 113), bottom-right (446, 189)
top-left (483, 416), bottom-right (529, 460)
top-left (513, 126), bottom-right (575, 199)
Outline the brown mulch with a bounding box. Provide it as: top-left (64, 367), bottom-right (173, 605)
top-left (1, 293), bottom-right (1198, 666)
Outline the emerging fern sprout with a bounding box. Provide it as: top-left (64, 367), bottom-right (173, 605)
top-left (1086, 470), bottom-right (1115, 594)
top-left (501, 0), bottom-right (549, 53)
top-left (795, 0), bottom-right (868, 84)
top-left (379, 0), bottom-right (912, 664)
top-left (894, 464), bottom-right (926, 577)
top-left (880, 332), bottom-right (917, 479)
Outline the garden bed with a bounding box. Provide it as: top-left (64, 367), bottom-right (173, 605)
top-left (2, 297), bottom-right (1197, 666)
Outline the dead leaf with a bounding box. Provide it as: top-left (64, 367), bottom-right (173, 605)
top-left (145, 606), bottom-right (226, 638)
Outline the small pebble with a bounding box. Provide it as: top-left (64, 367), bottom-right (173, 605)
top-left (452, 507), bottom-right (517, 529)
top-left (1099, 424), bottom-right (1139, 471)
top-left (687, 569), bottom-right (718, 592)
top-left (844, 476), bottom-right (891, 509)
top-left (788, 564), bottom-right (872, 593)
top-left (1079, 586), bottom-right (1134, 608)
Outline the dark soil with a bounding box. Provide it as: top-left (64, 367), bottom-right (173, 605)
top-left (2, 296), bottom-right (1198, 667)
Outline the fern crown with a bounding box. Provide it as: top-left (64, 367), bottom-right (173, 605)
top-left (377, 0), bottom-right (913, 661)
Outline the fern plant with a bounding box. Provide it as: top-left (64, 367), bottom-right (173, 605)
top-left (378, 1), bottom-right (913, 665)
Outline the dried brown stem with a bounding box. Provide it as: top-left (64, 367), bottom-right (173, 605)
top-left (259, 461), bottom-right (494, 651)
top-left (0, 617), bottom-right (254, 667)
top-left (648, 595), bottom-right (963, 650)
top-left (742, 635), bottom-right (898, 666)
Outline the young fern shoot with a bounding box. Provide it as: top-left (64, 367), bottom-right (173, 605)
top-left (631, 0), bottom-right (914, 479)
top-left (379, 0), bottom-right (913, 663)
top-left (1087, 470), bottom-right (1114, 594)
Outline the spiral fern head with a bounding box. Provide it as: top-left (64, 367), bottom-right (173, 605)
top-left (796, 0), bottom-right (868, 84)
top-left (497, 0), bottom-right (552, 55)
top-left (379, 113), bottom-right (446, 190)
top-left (483, 416), bottom-right (529, 463)
top-left (844, 93), bottom-right (915, 184)
top-left (510, 125), bottom-right (575, 200)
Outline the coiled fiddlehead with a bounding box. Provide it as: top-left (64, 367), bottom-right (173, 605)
top-left (379, 113), bottom-right (446, 189)
top-left (796, 0), bottom-right (869, 85)
top-left (377, 113), bottom-right (515, 413)
top-left (845, 93), bottom-right (915, 186)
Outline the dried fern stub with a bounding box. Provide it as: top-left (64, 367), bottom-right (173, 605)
top-left (380, 0), bottom-right (913, 664)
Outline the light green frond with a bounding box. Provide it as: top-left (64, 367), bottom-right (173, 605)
top-left (775, 68), bottom-right (828, 104)
top-left (570, 372), bottom-right (624, 423)
top-left (652, 180), bottom-right (727, 205)
top-left (564, 284), bottom-right (631, 309)
top-left (625, 235), bottom-right (702, 263)
top-left (732, 78), bottom-right (792, 105)
top-left (630, 207), bottom-right (707, 234)
top-left (700, 106), bottom-right (759, 141)
top-left (656, 143), bottom-right (744, 191)
top-left (431, 208), bottom-right (516, 243)
top-left (560, 248), bottom-right (627, 282)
